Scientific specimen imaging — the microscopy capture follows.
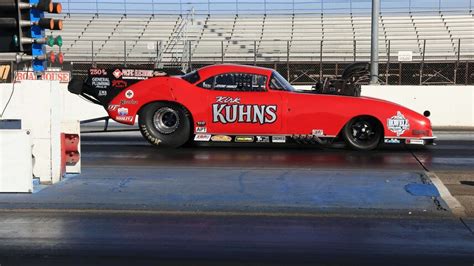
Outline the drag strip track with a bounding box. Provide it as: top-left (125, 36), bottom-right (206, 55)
top-left (80, 131), bottom-right (473, 172)
top-left (0, 211), bottom-right (473, 266)
top-left (0, 131), bottom-right (473, 265)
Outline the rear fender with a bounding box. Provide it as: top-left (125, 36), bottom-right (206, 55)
top-left (107, 78), bottom-right (175, 125)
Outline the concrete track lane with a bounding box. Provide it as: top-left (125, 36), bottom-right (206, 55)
top-left (0, 131), bottom-right (472, 265)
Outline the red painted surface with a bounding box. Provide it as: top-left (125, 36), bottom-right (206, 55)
top-left (63, 134), bottom-right (80, 167)
top-left (106, 64), bottom-right (433, 139)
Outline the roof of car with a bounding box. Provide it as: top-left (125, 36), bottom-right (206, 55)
top-left (197, 64), bottom-right (273, 79)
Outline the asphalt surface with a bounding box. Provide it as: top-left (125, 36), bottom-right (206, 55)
top-left (0, 130), bottom-right (472, 265)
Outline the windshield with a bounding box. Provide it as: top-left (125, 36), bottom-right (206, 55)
top-left (270, 71), bottom-right (295, 91)
top-left (181, 70), bottom-right (200, 84)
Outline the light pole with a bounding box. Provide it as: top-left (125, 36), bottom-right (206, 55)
top-left (370, 0), bottom-right (380, 84)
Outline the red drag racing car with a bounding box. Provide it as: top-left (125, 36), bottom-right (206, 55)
top-left (69, 64), bottom-right (435, 150)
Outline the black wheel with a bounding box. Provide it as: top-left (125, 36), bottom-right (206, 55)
top-left (342, 117), bottom-right (382, 151)
top-left (138, 102), bottom-right (191, 148)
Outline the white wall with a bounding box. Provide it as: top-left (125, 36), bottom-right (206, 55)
top-left (294, 85), bottom-right (474, 128)
top-left (361, 85), bottom-right (473, 128)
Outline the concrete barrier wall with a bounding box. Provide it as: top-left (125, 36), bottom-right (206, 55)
top-left (294, 85), bottom-right (474, 128)
top-left (0, 82), bottom-right (107, 122)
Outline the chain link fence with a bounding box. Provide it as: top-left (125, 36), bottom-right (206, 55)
top-left (67, 60), bottom-right (473, 86)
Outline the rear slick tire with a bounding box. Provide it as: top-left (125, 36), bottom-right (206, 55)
top-left (138, 102), bottom-right (191, 148)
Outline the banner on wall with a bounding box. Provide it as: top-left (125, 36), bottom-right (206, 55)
top-left (14, 70), bottom-right (71, 83)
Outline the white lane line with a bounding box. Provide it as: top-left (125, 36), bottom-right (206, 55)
top-left (426, 172), bottom-right (467, 217)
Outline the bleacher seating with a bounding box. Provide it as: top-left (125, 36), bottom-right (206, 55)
top-left (48, 11), bottom-right (474, 63)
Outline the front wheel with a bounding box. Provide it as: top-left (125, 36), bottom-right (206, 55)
top-left (342, 117), bottom-right (383, 151)
top-left (138, 102), bottom-right (191, 148)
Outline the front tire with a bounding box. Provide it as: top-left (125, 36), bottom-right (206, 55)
top-left (342, 117), bottom-right (383, 151)
top-left (138, 102), bottom-right (191, 148)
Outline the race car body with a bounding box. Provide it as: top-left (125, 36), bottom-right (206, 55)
top-left (69, 64), bottom-right (435, 150)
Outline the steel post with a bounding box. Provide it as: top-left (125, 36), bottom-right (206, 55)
top-left (91, 40), bottom-right (94, 66)
top-left (254, 40), bottom-right (257, 66)
top-left (386, 40), bottom-right (391, 84)
top-left (124, 41), bottom-right (127, 66)
top-left (370, 0), bottom-right (380, 84)
top-left (221, 41), bottom-right (224, 63)
top-left (420, 39), bottom-right (426, 85)
top-left (465, 61), bottom-right (469, 85)
top-left (353, 40), bottom-right (356, 62)
top-left (188, 40), bottom-right (192, 71)
top-left (454, 38), bottom-right (461, 84)
top-left (319, 40), bottom-right (323, 82)
top-left (286, 41), bottom-right (290, 80)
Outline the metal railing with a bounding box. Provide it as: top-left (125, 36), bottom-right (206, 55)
top-left (56, 37), bottom-right (474, 86)
top-left (58, 38), bottom-right (474, 63)
top-left (59, 0), bottom-right (473, 15)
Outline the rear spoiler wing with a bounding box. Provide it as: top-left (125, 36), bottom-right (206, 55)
top-left (68, 67), bottom-right (185, 106)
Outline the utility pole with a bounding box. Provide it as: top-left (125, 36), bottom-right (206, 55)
top-left (370, 0), bottom-right (380, 84)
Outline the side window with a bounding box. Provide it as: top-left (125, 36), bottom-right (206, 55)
top-left (198, 73), bottom-right (267, 92)
top-left (199, 77), bottom-right (214, 89)
top-left (215, 73), bottom-right (237, 90)
top-left (252, 74), bottom-right (267, 91)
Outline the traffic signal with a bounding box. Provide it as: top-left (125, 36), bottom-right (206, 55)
top-left (0, 0), bottom-right (63, 72)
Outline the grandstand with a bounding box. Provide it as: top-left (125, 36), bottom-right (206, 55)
top-left (45, 0), bottom-right (473, 85)
top-left (51, 12), bottom-right (473, 63)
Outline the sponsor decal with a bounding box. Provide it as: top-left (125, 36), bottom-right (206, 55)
top-left (196, 127), bottom-right (207, 133)
top-left (312, 129), bottom-right (324, 136)
top-left (384, 138), bottom-right (401, 144)
top-left (212, 96), bottom-right (277, 125)
top-left (125, 90), bottom-right (134, 99)
top-left (387, 111), bottom-right (410, 136)
top-left (256, 136), bottom-right (270, 143)
top-left (112, 79), bottom-right (128, 89)
top-left (120, 99), bottom-right (138, 105)
top-left (153, 70), bottom-right (168, 77)
top-left (116, 69), bottom-right (155, 80)
top-left (108, 104), bottom-right (120, 111)
top-left (406, 139), bottom-right (424, 145)
top-left (89, 68), bottom-right (107, 76)
top-left (98, 90), bottom-right (107, 96)
top-left (197, 121), bottom-right (206, 126)
top-left (118, 107), bottom-right (129, 116)
top-left (272, 136), bottom-right (286, 143)
top-left (116, 116), bottom-right (134, 122)
top-left (211, 135), bottom-right (232, 142)
top-left (194, 134), bottom-right (212, 141)
top-left (92, 77), bottom-right (110, 89)
top-left (113, 69), bottom-right (123, 79)
top-left (15, 71), bottom-right (70, 83)
top-left (216, 96), bottom-right (241, 104)
top-left (235, 136), bottom-right (254, 143)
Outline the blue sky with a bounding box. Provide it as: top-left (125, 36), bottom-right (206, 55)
top-left (58, 0), bottom-right (472, 15)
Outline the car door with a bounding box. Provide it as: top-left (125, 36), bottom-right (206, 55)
top-left (199, 72), bottom-right (283, 135)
